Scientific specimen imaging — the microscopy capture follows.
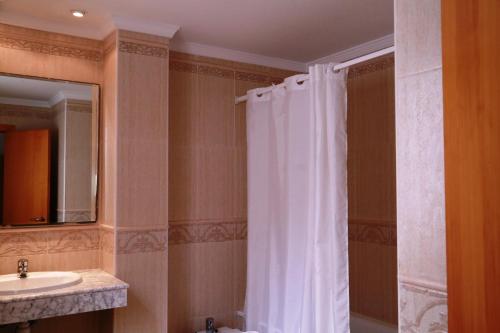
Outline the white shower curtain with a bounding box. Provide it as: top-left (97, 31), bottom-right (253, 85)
top-left (245, 64), bottom-right (349, 333)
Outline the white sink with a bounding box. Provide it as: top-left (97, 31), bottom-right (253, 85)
top-left (0, 271), bottom-right (82, 296)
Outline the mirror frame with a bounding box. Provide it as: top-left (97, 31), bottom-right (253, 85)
top-left (0, 72), bottom-right (101, 228)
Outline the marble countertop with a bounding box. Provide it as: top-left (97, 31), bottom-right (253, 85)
top-left (0, 269), bottom-right (128, 325)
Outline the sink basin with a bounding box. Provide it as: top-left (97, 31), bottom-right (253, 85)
top-left (0, 271), bottom-right (82, 296)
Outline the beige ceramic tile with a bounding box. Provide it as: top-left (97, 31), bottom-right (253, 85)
top-left (169, 146), bottom-right (197, 221)
top-left (232, 240), bottom-right (247, 312)
top-left (168, 244), bottom-right (193, 333)
top-left (114, 251), bottom-right (168, 333)
top-left (195, 147), bottom-right (235, 220)
top-left (169, 68), bottom-right (198, 146)
top-left (190, 242), bottom-right (235, 317)
top-left (197, 74), bottom-right (235, 146)
top-left (354, 242), bottom-right (398, 324)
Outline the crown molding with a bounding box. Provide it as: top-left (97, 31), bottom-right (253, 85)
top-left (102, 16), bottom-right (179, 40)
top-left (307, 34), bottom-right (394, 67)
top-left (170, 40), bottom-right (307, 73)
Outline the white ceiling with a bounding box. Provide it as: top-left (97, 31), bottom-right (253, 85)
top-left (0, 75), bottom-right (92, 107)
top-left (0, 0), bottom-right (393, 64)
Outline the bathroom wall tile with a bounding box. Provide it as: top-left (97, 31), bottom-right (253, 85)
top-left (0, 249), bottom-right (100, 275)
top-left (169, 67), bottom-right (198, 146)
top-left (109, 30), bottom-right (170, 333)
top-left (196, 147), bottom-right (235, 220)
top-left (235, 79), bottom-right (266, 147)
top-left (168, 244), bottom-right (193, 333)
top-left (233, 147), bottom-right (247, 219)
top-left (115, 41), bottom-right (169, 228)
top-left (353, 241), bottom-right (398, 324)
top-left (233, 240), bottom-right (247, 312)
top-left (116, 134), bottom-right (168, 227)
top-left (114, 251), bottom-right (169, 333)
top-left (190, 311), bottom-right (235, 332)
top-left (37, 250), bottom-right (100, 271)
top-left (168, 241), bottom-right (237, 333)
top-left (347, 59), bottom-right (396, 222)
top-left (169, 146), bottom-right (197, 221)
top-left (348, 238), bottom-right (359, 313)
top-left (168, 52), bottom-right (294, 332)
top-left (197, 73), bottom-right (235, 146)
top-left (100, 251), bottom-right (115, 275)
top-left (190, 242), bottom-right (235, 320)
top-left (396, 68), bottom-right (447, 285)
top-left (395, 0), bottom-right (442, 77)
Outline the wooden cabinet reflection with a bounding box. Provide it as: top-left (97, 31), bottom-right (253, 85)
top-left (2, 127), bottom-right (50, 226)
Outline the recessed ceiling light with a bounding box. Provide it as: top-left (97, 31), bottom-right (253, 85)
top-left (71, 10), bottom-right (86, 18)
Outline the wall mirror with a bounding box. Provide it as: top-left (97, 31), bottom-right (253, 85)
top-left (0, 74), bottom-right (99, 226)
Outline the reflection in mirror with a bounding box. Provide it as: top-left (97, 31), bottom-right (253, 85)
top-left (0, 74), bottom-right (99, 226)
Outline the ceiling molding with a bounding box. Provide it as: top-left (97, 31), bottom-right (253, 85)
top-left (0, 97), bottom-right (50, 108)
top-left (307, 34), bottom-right (394, 67)
top-left (170, 40), bottom-right (307, 73)
top-left (102, 16), bottom-right (180, 39)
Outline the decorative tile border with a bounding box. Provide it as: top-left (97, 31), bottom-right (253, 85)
top-left (0, 227), bottom-right (102, 257)
top-left (399, 279), bottom-right (448, 333)
top-left (47, 229), bottom-right (100, 253)
top-left (116, 228), bottom-right (168, 254)
top-left (0, 36), bottom-right (103, 61)
top-left (119, 40), bottom-right (168, 58)
top-left (170, 61), bottom-right (198, 73)
top-left (100, 228), bottom-right (115, 255)
top-left (199, 65), bottom-right (235, 79)
top-left (170, 51), bottom-right (298, 79)
top-left (169, 219), bottom-right (394, 245)
top-left (235, 71), bottom-right (269, 84)
top-left (0, 232), bottom-right (48, 257)
top-left (169, 220), bottom-right (247, 245)
top-left (348, 55), bottom-right (394, 79)
top-left (170, 60), bottom-right (287, 84)
top-left (348, 219), bottom-right (396, 246)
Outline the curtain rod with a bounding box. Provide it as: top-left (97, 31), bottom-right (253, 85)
top-left (235, 46), bottom-right (395, 105)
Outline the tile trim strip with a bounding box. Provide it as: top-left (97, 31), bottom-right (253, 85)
top-left (348, 55), bottom-right (394, 79)
top-left (169, 220), bottom-right (247, 245)
top-left (349, 219), bottom-right (396, 246)
top-left (0, 36), bottom-right (102, 62)
top-left (0, 228), bottom-right (101, 257)
top-left (170, 60), bottom-right (287, 84)
top-left (116, 228), bottom-right (168, 254)
top-left (119, 40), bottom-right (168, 58)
